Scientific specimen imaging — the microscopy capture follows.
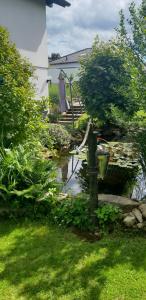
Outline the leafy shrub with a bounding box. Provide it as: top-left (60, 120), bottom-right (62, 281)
top-left (75, 113), bottom-right (90, 131)
top-left (0, 144), bottom-right (57, 217)
top-left (48, 124), bottom-right (71, 150)
top-left (39, 124), bottom-right (54, 150)
top-left (0, 26), bottom-right (41, 147)
top-left (79, 38), bottom-right (141, 122)
top-left (49, 84), bottom-right (60, 114)
top-left (48, 112), bottom-right (59, 123)
top-left (75, 113), bottom-right (104, 131)
top-left (95, 204), bottom-right (121, 229)
top-left (52, 195), bottom-right (92, 230)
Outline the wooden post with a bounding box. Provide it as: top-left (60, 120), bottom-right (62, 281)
top-left (58, 71), bottom-right (67, 113)
top-left (69, 80), bottom-right (75, 128)
top-left (88, 123), bottom-right (98, 224)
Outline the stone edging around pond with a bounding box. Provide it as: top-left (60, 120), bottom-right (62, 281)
top-left (122, 205), bottom-right (146, 229)
top-left (98, 194), bottom-right (146, 230)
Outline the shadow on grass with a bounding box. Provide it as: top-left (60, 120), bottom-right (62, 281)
top-left (0, 221), bottom-right (146, 299)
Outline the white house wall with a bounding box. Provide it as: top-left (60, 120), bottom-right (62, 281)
top-left (49, 62), bottom-right (80, 83)
top-left (0, 0), bottom-right (48, 99)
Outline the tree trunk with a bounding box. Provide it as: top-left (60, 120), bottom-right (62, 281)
top-left (88, 123), bottom-right (98, 225)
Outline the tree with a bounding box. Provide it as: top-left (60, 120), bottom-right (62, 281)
top-left (0, 26), bottom-right (40, 147)
top-left (117, 1), bottom-right (146, 59)
top-left (117, 2), bottom-right (146, 173)
top-left (117, 1), bottom-right (146, 112)
top-left (50, 53), bottom-right (61, 61)
top-left (79, 38), bottom-right (141, 123)
top-left (79, 37), bottom-right (142, 224)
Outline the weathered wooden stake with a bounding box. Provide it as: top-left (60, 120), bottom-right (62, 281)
top-left (88, 123), bottom-right (98, 224)
top-left (58, 71), bottom-right (67, 113)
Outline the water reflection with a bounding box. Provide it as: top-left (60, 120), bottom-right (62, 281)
top-left (57, 154), bottom-right (146, 200)
top-left (132, 172), bottom-right (146, 200)
top-left (57, 155), bottom-right (83, 195)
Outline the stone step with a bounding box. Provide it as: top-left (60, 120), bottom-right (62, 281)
top-left (68, 110), bottom-right (84, 114)
top-left (69, 107), bottom-right (83, 111)
top-left (59, 120), bottom-right (73, 125)
top-left (70, 106), bottom-right (84, 110)
top-left (58, 106), bottom-right (85, 125)
top-left (61, 113), bottom-right (82, 118)
top-left (59, 117), bottom-right (79, 122)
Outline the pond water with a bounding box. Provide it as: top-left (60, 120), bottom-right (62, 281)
top-left (56, 154), bottom-right (146, 201)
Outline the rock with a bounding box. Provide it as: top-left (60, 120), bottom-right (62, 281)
top-left (123, 215), bottom-right (136, 227)
top-left (122, 213), bottom-right (129, 218)
top-left (58, 193), bottom-right (68, 200)
top-left (139, 204), bottom-right (146, 219)
top-left (137, 223), bottom-right (144, 229)
top-left (98, 194), bottom-right (139, 212)
top-left (132, 208), bottom-right (143, 223)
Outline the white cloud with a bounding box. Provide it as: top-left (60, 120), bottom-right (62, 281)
top-left (46, 0), bottom-right (142, 56)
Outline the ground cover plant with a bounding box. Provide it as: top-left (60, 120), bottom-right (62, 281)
top-left (0, 221), bottom-right (146, 300)
top-left (0, 144), bottom-right (57, 218)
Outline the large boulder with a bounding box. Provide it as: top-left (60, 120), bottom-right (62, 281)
top-left (98, 194), bottom-right (139, 212)
top-left (132, 208), bottom-right (143, 223)
top-left (139, 204), bottom-right (146, 219)
top-left (123, 215), bottom-right (136, 227)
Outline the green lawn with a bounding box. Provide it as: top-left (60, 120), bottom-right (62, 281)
top-left (0, 221), bottom-right (146, 300)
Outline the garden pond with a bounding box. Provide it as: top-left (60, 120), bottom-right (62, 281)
top-left (56, 142), bottom-right (146, 201)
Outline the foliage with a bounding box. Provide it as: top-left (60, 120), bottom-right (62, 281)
top-left (0, 26), bottom-right (41, 147)
top-left (0, 144), bottom-right (57, 216)
top-left (67, 81), bottom-right (81, 99)
top-left (48, 84), bottom-right (60, 122)
top-left (128, 110), bottom-right (146, 173)
top-left (52, 195), bottom-right (93, 230)
top-left (107, 105), bottom-right (131, 129)
top-left (49, 84), bottom-right (59, 108)
top-left (117, 2), bottom-right (146, 116)
top-left (75, 112), bottom-right (104, 131)
top-left (50, 53), bottom-right (61, 61)
top-left (95, 204), bottom-right (121, 229)
top-left (47, 124), bottom-right (71, 150)
top-left (75, 113), bottom-right (90, 130)
top-left (48, 112), bottom-right (59, 123)
top-left (39, 124), bottom-right (54, 150)
top-left (117, 1), bottom-right (146, 59)
top-left (79, 38), bottom-right (141, 123)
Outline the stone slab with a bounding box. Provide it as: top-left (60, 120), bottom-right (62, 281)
top-left (98, 194), bottom-right (139, 212)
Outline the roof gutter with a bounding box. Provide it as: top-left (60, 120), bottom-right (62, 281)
top-left (46, 0), bottom-right (71, 7)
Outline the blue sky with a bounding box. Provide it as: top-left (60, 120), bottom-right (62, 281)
top-left (46, 0), bottom-right (141, 56)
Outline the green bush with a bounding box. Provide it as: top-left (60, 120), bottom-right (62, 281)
top-left (49, 84), bottom-right (60, 114)
top-left (47, 124), bottom-right (71, 150)
top-left (0, 144), bottom-right (57, 217)
top-left (79, 38), bottom-right (142, 122)
top-left (75, 113), bottom-right (103, 131)
top-left (52, 195), bottom-right (92, 230)
top-left (39, 124), bottom-right (54, 150)
top-left (75, 113), bottom-right (90, 131)
top-left (95, 204), bottom-right (121, 229)
top-left (0, 26), bottom-right (41, 147)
